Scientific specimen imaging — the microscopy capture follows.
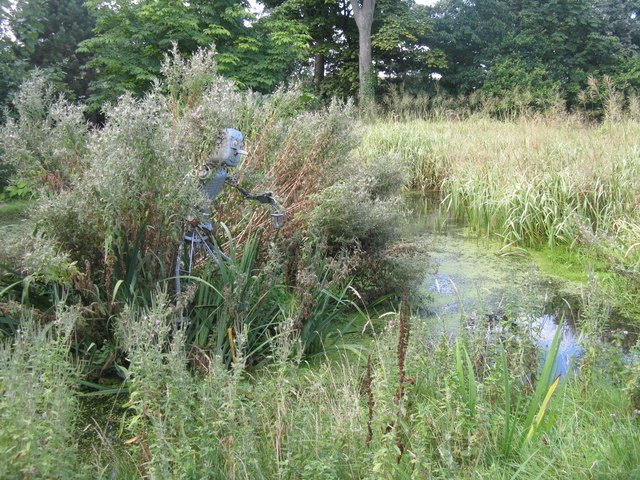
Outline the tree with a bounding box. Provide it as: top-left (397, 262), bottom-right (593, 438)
top-left (350, 0), bottom-right (376, 102)
top-left (79, 0), bottom-right (253, 108)
top-left (0, 0), bottom-right (95, 110)
top-left (593, 0), bottom-right (640, 51)
top-left (260, 0), bottom-right (441, 99)
top-left (79, 0), bottom-right (310, 108)
top-left (260, 0), bottom-right (356, 92)
top-left (372, 0), bottom-right (445, 91)
top-left (230, 14), bottom-right (311, 93)
top-left (429, 0), bottom-right (640, 100)
top-left (428, 0), bottom-right (513, 93)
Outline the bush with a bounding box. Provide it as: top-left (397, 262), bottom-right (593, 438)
top-left (310, 155), bottom-right (423, 300)
top-left (4, 48), bottom-right (360, 304)
top-left (0, 46), bottom-right (412, 369)
top-left (116, 292), bottom-right (271, 479)
top-left (26, 49), bottom-right (244, 296)
top-left (0, 72), bottom-right (89, 191)
top-left (311, 155), bottom-right (408, 254)
top-left (35, 91), bottom-right (206, 294)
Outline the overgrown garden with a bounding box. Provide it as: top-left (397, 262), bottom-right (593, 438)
top-left (1, 0), bottom-right (640, 478)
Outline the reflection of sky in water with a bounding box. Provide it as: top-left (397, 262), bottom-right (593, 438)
top-left (418, 225), bottom-right (582, 376)
top-left (535, 314), bottom-right (582, 376)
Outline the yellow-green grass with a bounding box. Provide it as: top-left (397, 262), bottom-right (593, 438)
top-left (357, 117), bottom-right (640, 316)
top-left (0, 200), bottom-right (31, 225)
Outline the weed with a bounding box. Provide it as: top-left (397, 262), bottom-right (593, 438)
top-left (0, 305), bottom-right (84, 479)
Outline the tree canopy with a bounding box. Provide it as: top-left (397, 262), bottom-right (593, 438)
top-left (0, 0), bottom-right (95, 111)
top-left (429, 0), bottom-right (640, 102)
top-left (0, 0), bottom-right (638, 113)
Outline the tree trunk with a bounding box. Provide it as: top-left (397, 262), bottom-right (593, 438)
top-left (350, 0), bottom-right (375, 103)
top-left (314, 53), bottom-right (325, 90)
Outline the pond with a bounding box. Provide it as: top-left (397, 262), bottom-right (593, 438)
top-left (407, 195), bottom-right (591, 376)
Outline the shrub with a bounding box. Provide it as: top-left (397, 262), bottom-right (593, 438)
top-left (5, 48), bottom-right (360, 305)
top-left (0, 72), bottom-right (89, 191)
top-left (310, 155), bottom-right (423, 300)
top-left (311, 155), bottom-right (408, 254)
top-left (27, 48), bottom-right (247, 296)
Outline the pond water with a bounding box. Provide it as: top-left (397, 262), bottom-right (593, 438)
top-left (407, 196), bottom-right (584, 376)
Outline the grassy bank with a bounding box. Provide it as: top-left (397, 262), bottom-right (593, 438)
top-left (2, 291), bottom-right (640, 479)
top-left (358, 118), bottom-right (640, 319)
top-left (0, 200), bottom-right (31, 226)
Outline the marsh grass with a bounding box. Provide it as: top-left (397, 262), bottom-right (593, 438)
top-left (358, 117), bottom-right (640, 317)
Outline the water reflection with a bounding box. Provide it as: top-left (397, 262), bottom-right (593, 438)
top-left (534, 313), bottom-right (581, 376)
top-left (410, 195), bottom-right (585, 375)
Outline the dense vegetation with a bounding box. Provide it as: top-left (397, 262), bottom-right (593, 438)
top-left (1, 0), bottom-right (638, 113)
top-left (1, 0), bottom-right (640, 478)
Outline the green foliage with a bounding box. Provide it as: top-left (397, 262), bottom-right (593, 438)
top-left (79, 0), bottom-right (251, 108)
top-left (372, 0), bottom-right (445, 85)
top-left (0, 0), bottom-right (95, 110)
top-left (0, 306), bottom-right (83, 479)
top-left (521, 320), bottom-right (564, 446)
top-left (19, 49), bottom-right (253, 295)
top-left (34, 90), bottom-right (202, 293)
top-left (78, 0), bottom-right (309, 109)
top-left (0, 230), bottom-right (79, 287)
top-left (231, 14), bottom-right (311, 93)
top-left (312, 155), bottom-right (408, 254)
top-left (429, 0), bottom-right (640, 104)
top-left (0, 47), bottom-right (373, 372)
top-left (0, 72), bottom-right (89, 189)
top-left (454, 339), bottom-right (477, 416)
top-left (261, 0), bottom-right (443, 99)
top-left (0, 179), bottom-right (37, 201)
top-left (116, 292), bottom-right (280, 479)
top-left (481, 56), bottom-right (562, 108)
top-left (1, 282), bottom-right (639, 478)
top-left (182, 233), bottom-right (286, 364)
top-left (310, 154), bottom-right (426, 300)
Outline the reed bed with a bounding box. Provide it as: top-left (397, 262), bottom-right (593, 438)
top-left (357, 118), bottom-right (640, 313)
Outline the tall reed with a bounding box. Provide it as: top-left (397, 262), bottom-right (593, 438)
top-left (357, 117), bottom-right (640, 313)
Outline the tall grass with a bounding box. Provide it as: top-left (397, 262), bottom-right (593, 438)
top-left (133, 289), bottom-right (636, 479)
top-left (1, 290), bottom-right (638, 478)
top-left (381, 81), bottom-right (640, 123)
top-left (357, 117), bottom-right (640, 316)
